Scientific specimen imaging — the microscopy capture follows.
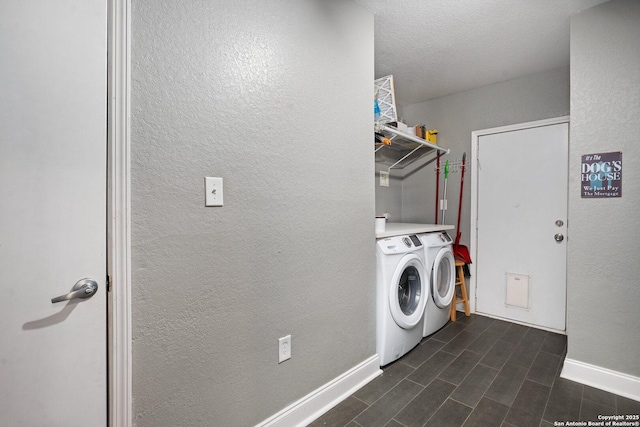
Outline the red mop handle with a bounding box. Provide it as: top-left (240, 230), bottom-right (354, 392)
top-left (435, 153), bottom-right (440, 224)
top-left (455, 153), bottom-right (466, 246)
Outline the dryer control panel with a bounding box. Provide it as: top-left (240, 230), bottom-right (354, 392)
top-left (419, 231), bottom-right (454, 248)
top-left (439, 232), bottom-right (452, 243)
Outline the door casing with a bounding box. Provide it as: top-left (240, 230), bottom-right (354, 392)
top-left (468, 116), bottom-right (570, 330)
top-left (108, 0), bottom-right (132, 426)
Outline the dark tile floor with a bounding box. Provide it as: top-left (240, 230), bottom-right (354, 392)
top-left (310, 313), bottom-right (640, 427)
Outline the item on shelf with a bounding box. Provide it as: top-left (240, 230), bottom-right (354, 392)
top-left (426, 129), bottom-right (438, 145)
top-left (373, 75), bottom-right (398, 125)
top-left (375, 133), bottom-right (392, 147)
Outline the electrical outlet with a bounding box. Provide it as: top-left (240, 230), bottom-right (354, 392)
top-left (205, 177), bottom-right (223, 206)
top-left (278, 335), bottom-right (291, 363)
top-left (380, 171), bottom-right (390, 187)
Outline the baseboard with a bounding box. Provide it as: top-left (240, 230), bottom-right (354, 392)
top-left (561, 358), bottom-right (640, 402)
top-left (256, 354), bottom-right (382, 427)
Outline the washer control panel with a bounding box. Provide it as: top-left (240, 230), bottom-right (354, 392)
top-left (379, 235), bottom-right (422, 254)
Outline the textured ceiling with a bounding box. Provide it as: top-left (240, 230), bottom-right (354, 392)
top-left (355, 0), bottom-right (609, 107)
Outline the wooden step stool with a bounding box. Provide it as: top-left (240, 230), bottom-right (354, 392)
top-left (450, 259), bottom-right (470, 321)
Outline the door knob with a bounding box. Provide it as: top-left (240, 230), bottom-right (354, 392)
top-left (554, 233), bottom-right (564, 242)
top-left (51, 278), bottom-right (98, 303)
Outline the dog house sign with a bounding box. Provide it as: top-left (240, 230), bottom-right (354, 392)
top-left (581, 151), bottom-right (622, 198)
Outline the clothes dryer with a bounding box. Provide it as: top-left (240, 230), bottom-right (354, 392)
top-left (420, 232), bottom-right (456, 337)
top-left (376, 234), bottom-right (427, 366)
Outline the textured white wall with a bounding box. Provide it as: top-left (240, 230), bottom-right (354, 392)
top-left (130, 1), bottom-right (375, 425)
top-left (399, 67), bottom-right (570, 240)
top-left (568, 0), bottom-right (640, 376)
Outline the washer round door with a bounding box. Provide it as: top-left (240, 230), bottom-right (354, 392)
top-left (389, 254), bottom-right (427, 329)
top-left (432, 248), bottom-right (455, 309)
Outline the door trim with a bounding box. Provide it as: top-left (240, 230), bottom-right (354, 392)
top-left (469, 116), bottom-right (570, 316)
top-left (108, 0), bottom-right (132, 426)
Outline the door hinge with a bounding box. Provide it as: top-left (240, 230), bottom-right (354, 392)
top-left (106, 275), bottom-right (111, 292)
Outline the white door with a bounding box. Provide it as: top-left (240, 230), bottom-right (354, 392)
top-left (0, 1), bottom-right (107, 426)
top-left (475, 122), bottom-right (568, 331)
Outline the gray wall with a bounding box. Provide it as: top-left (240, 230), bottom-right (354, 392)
top-left (567, 0), bottom-right (640, 376)
top-left (396, 67), bottom-right (570, 244)
top-left (374, 168), bottom-right (402, 220)
top-left (130, 1), bottom-right (375, 425)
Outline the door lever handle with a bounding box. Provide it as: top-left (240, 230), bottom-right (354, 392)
top-left (51, 278), bottom-right (98, 303)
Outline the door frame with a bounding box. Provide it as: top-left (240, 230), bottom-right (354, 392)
top-left (469, 116), bottom-right (570, 317)
top-left (108, 0), bottom-right (132, 426)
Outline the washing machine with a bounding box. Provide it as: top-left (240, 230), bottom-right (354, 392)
top-left (376, 234), bottom-right (428, 366)
top-left (420, 232), bottom-right (456, 337)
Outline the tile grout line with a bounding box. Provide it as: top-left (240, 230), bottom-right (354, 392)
top-left (351, 394), bottom-right (369, 407)
top-left (351, 364), bottom-right (426, 427)
top-left (579, 380), bottom-right (585, 420)
top-left (439, 317), bottom-right (500, 425)
top-left (383, 381), bottom-right (428, 427)
top-left (400, 326), bottom-right (480, 427)
top-left (539, 355), bottom-right (558, 425)
top-left (488, 328), bottom-right (544, 425)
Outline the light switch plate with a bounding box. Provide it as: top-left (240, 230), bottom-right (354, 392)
top-left (205, 177), bottom-right (223, 206)
top-left (380, 171), bottom-right (390, 187)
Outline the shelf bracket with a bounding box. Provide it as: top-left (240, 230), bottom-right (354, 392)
top-left (388, 146), bottom-right (423, 171)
